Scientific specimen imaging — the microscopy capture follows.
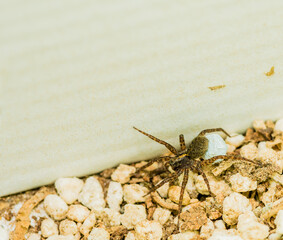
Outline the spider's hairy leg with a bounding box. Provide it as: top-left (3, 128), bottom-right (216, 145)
top-left (197, 168), bottom-right (214, 196)
top-left (198, 128), bottom-right (231, 137)
top-left (136, 156), bottom-right (171, 173)
top-left (179, 134), bottom-right (186, 151)
top-left (201, 155), bottom-right (261, 167)
top-left (177, 168), bottom-right (189, 229)
top-left (133, 127), bottom-right (178, 155)
top-left (145, 169), bottom-right (183, 197)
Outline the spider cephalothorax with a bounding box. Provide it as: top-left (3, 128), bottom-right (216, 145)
top-left (133, 126), bottom-right (260, 227)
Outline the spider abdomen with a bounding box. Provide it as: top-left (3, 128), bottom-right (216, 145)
top-left (186, 136), bottom-right (209, 159)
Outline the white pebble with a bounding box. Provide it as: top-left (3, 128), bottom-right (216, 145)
top-left (111, 164), bottom-right (136, 184)
top-left (156, 182), bottom-right (169, 198)
top-left (253, 120), bottom-right (266, 130)
top-left (153, 208), bottom-right (171, 225)
top-left (106, 181), bottom-right (123, 211)
top-left (123, 184), bottom-right (148, 204)
top-left (80, 212), bottom-right (96, 236)
top-left (268, 232), bottom-right (282, 240)
top-left (78, 177), bottom-right (105, 210)
top-left (27, 233), bottom-right (41, 240)
top-left (0, 225), bottom-right (9, 240)
top-left (274, 210), bottom-right (283, 234)
top-left (67, 204), bottom-right (90, 222)
top-left (204, 134), bottom-right (227, 162)
top-left (55, 178), bottom-right (84, 204)
top-left (97, 208), bottom-right (121, 226)
top-left (41, 218), bottom-right (59, 238)
top-left (121, 204), bottom-right (147, 229)
top-left (222, 192), bottom-right (252, 225)
top-left (134, 220), bottom-right (163, 240)
top-left (237, 211), bottom-right (269, 240)
top-left (214, 220), bottom-right (226, 230)
top-left (240, 142), bottom-right (258, 160)
top-left (261, 180), bottom-right (277, 205)
top-left (59, 219), bottom-right (78, 236)
top-left (229, 173), bottom-right (257, 192)
top-left (225, 134), bottom-right (245, 148)
top-left (125, 232), bottom-right (136, 240)
top-left (44, 195), bottom-right (69, 220)
top-left (274, 118), bottom-right (283, 132)
top-left (168, 231), bottom-right (198, 240)
top-left (200, 219), bottom-right (214, 238)
top-left (88, 228), bottom-right (110, 240)
top-left (46, 235), bottom-right (75, 240)
top-left (208, 229), bottom-right (243, 240)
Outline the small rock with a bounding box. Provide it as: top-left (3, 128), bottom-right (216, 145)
top-left (106, 181), bottom-right (123, 211)
top-left (67, 204), bottom-right (90, 222)
top-left (237, 211), bottom-right (269, 240)
top-left (156, 182), bottom-right (169, 198)
top-left (97, 208), bottom-right (121, 227)
top-left (200, 219), bottom-right (214, 238)
top-left (80, 212), bottom-right (96, 236)
top-left (253, 120), bottom-right (266, 130)
top-left (274, 210), bottom-right (283, 234)
top-left (180, 202), bottom-right (207, 231)
top-left (268, 233), bottom-right (282, 240)
top-left (240, 142), bottom-right (258, 160)
top-left (208, 229), bottom-right (243, 240)
top-left (204, 134), bottom-right (227, 160)
top-left (258, 147), bottom-right (282, 172)
top-left (168, 231), bottom-right (198, 240)
top-left (274, 118), bottom-right (283, 132)
top-left (226, 144), bottom-right (236, 153)
top-left (46, 235), bottom-right (75, 240)
top-left (55, 177), bottom-right (84, 204)
top-left (222, 192), bottom-right (252, 225)
top-left (111, 164), bottom-right (136, 184)
top-left (229, 173), bottom-right (257, 192)
top-left (0, 225), bottom-right (9, 240)
top-left (225, 134), bottom-right (245, 148)
top-left (44, 195), bottom-right (69, 220)
top-left (78, 177), bottom-right (105, 210)
top-left (214, 220), bottom-right (226, 230)
top-left (59, 219), bottom-right (78, 236)
top-left (88, 228), bottom-right (110, 240)
top-left (27, 233), bottom-right (41, 240)
top-left (153, 208), bottom-right (171, 225)
top-left (41, 218), bottom-right (59, 238)
top-left (123, 184), bottom-right (148, 204)
top-left (134, 220), bottom-right (163, 240)
top-left (261, 180), bottom-right (277, 205)
top-left (168, 186), bottom-right (190, 205)
top-left (121, 204), bottom-right (147, 229)
top-left (125, 232), bottom-right (136, 240)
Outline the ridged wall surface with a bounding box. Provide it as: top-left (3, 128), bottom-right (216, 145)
top-left (0, 0), bottom-right (283, 196)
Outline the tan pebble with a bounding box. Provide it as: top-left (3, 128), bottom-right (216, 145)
top-left (67, 204), bottom-right (90, 222)
top-left (268, 232), bottom-right (282, 240)
top-left (111, 164), bottom-right (136, 184)
top-left (123, 184), bottom-right (148, 204)
top-left (222, 192), bottom-right (252, 225)
top-left (80, 212), bottom-right (96, 236)
top-left (261, 180), bottom-right (277, 205)
top-left (27, 233), bottom-right (41, 240)
top-left (253, 120), bottom-right (266, 130)
top-left (200, 219), bottom-right (214, 238)
top-left (88, 228), bottom-right (110, 240)
top-left (134, 220), bottom-right (163, 240)
top-left (106, 181), bottom-right (123, 211)
top-left (121, 204), bottom-right (147, 229)
top-left (226, 144), bottom-right (236, 153)
top-left (97, 208), bottom-right (121, 226)
top-left (214, 220), bottom-right (226, 230)
top-left (44, 195), bottom-right (69, 220)
top-left (229, 173), bottom-right (257, 192)
top-left (240, 142), bottom-right (258, 160)
top-left (59, 219), bottom-right (78, 236)
top-left (168, 231), bottom-right (198, 240)
top-left (168, 186), bottom-right (190, 205)
top-left (46, 235), bottom-right (75, 240)
top-left (208, 229), bottom-right (243, 240)
top-left (55, 177), bottom-right (84, 204)
top-left (258, 147), bottom-right (282, 171)
top-left (156, 182), bottom-right (169, 198)
top-left (225, 134), bottom-right (245, 148)
top-left (274, 210), bottom-right (283, 234)
top-left (125, 232), bottom-right (136, 240)
top-left (41, 218), bottom-right (59, 238)
top-left (153, 208), bottom-right (171, 225)
top-left (78, 177), bottom-right (105, 210)
top-left (237, 211), bottom-right (269, 240)
top-left (274, 118), bottom-right (283, 132)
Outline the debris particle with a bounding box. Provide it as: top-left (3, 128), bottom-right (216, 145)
top-left (265, 66), bottom-right (275, 76)
top-left (208, 85), bottom-right (226, 91)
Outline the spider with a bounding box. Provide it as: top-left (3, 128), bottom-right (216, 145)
top-left (133, 127), bottom-right (261, 227)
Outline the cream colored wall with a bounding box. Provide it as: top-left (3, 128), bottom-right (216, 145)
top-left (1, 0), bottom-right (282, 196)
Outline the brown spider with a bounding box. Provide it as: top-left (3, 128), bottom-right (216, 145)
top-left (133, 127), bottom-right (261, 227)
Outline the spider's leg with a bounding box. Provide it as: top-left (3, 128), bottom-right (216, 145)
top-left (179, 134), bottom-right (186, 151)
top-left (196, 167), bottom-right (214, 196)
top-left (177, 168), bottom-right (189, 229)
top-left (198, 128), bottom-right (231, 137)
top-left (136, 156), bottom-right (171, 173)
top-left (201, 155), bottom-right (261, 167)
top-left (133, 127), bottom-right (178, 155)
top-left (145, 169), bottom-right (183, 196)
